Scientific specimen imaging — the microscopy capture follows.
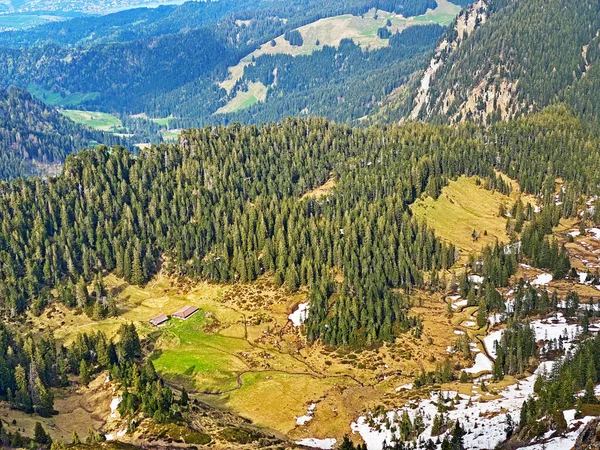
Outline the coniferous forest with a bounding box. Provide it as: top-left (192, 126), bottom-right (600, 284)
top-left (3, 0), bottom-right (600, 448)
top-left (1, 108), bottom-right (600, 346)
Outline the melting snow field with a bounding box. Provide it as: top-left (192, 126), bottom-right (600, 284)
top-left (531, 272), bottom-right (553, 286)
top-left (296, 403), bottom-right (317, 426)
top-left (351, 312), bottom-right (595, 450)
top-left (469, 275), bottom-right (484, 284)
top-left (105, 428), bottom-right (127, 441)
top-left (295, 438), bottom-right (337, 449)
top-left (588, 228), bottom-right (600, 240)
top-left (109, 397), bottom-right (121, 419)
top-left (289, 302), bottom-right (310, 326)
top-left (464, 353), bottom-right (493, 374)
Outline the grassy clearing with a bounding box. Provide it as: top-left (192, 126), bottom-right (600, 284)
top-left (219, 0), bottom-right (463, 94)
top-left (0, 372), bottom-right (112, 442)
top-left (222, 372), bottom-right (349, 434)
top-left (24, 271), bottom-right (478, 440)
top-left (28, 84), bottom-right (100, 107)
top-left (61, 109), bottom-right (123, 132)
top-left (161, 129), bottom-right (181, 142)
top-left (152, 313), bottom-right (252, 392)
top-left (216, 81), bottom-right (268, 114)
top-left (150, 117), bottom-right (172, 127)
top-left (413, 0), bottom-right (461, 26)
top-left (411, 175), bottom-right (529, 257)
top-left (301, 175), bottom-right (337, 200)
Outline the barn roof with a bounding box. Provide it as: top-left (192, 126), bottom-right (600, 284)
top-left (173, 305), bottom-right (199, 319)
top-left (149, 313), bottom-right (168, 326)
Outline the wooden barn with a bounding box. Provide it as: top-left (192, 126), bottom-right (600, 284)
top-left (172, 305), bottom-right (199, 320)
top-left (149, 313), bottom-right (168, 327)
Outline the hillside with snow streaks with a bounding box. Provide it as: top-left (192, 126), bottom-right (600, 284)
top-left (351, 313), bottom-right (600, 449)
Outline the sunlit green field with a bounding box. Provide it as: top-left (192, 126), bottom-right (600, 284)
top-left (61, 109), bottom-right (123, 131)
top-left (28, 84), bottom-right (100, 107)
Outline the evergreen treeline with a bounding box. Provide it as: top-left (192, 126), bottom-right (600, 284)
top-left (0, 118), bottom-right (495, 347)
top-left (0, 323), bottom-right (59, 417)
top-left (519, 332), bottom-right (600, 436)
top-left (492, 320), bottom-right (536, 380)
top-left (0, 111), bottom-right (599, 347)
top-left (521, 212), bottom-right (571, 279)
top-left (68, 324), bottom-right (184, 425)
top-left (0, 86), bottom-right (125, 181)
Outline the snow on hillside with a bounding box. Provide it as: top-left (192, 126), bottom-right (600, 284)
top-left (351, 312), bottom-right (596, 449)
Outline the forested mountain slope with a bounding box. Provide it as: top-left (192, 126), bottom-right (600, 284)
top-left (0, 0), bottom-right (467, 123)
top-left (410, 0), bottom-right (600, 124)
top-left (1, 108), bottom-right (600, 448)
top-left (1, 107), bottom-right (599, 342)
top-left (0, 86), bottom-right (124, 181)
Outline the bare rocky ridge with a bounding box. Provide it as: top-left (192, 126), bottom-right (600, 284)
top-left (410, 0), bottom-right (489, 121)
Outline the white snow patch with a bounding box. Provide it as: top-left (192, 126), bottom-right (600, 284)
top-left (464, 353), bottom-right (493, 374)
top-left (296, 403), bottom-right (317, 426)
top-left (588, 228), bottom-right (600, 240)
top-left (520, 416), bottom-right (594, 450)
top-left (105, 427), bottom-right (127, 441)
top-left (469, 275), bottom-right (484, 284)
top-left (563, 409), bottom-right (576, 423)
top-left (452, 299), bottom-right (468, 309)
top-left (462, 320), bottom-right (476, 327)
top-left (289, 302), bottom-right (309, 326)
top-left (454, 330), bottom-right (465, 335)
top-left (531, 313), bottom-right (578, 347)
top-left (469, 342), bottom-right (481, 353)
top-left (295, 438), bottom-right (337, 449)
top-left (396, 383), bottom-right (413, 392)
top-left (489, 313), bottom-right (505, 326)
top-left (531, 273), bottom-right (553, 286)
top-left (484, 329), bottom-right (505, 359)
top-left (569, 230), bottom-right (581, 237)
top-left (110, 397), bottom-right (121, 419)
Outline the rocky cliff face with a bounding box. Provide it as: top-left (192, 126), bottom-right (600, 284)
top-left (574, 418), bottom-right (600, 450)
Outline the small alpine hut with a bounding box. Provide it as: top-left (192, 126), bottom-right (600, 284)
top-left (149, 313), bottom-right (168, 327)
top-left (172, 305), bottom-right (199, 320)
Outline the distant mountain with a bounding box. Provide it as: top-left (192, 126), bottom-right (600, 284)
top-left (0, 86), bottom-right (124, 181)
top-left (0, 0), bottom-right (465, 127)
top-left (408, 0), bottom-right (600, 124)
top-left (0, 0), bottom-right (203, 15)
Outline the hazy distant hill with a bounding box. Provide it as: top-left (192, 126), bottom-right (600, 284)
top-left (0, 0), bottom-right (462, 127)
top-left (0, 0), bottom-right (203, 15)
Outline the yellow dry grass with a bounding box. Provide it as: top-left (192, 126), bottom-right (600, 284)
top-left (301, 176), bottom-right (337, 200)
top-left (23, 270), bottom-right (483, 441)
top-left (0, 373), bottom-right (113, 442)
top-left (411, 176), bottom-right (524, 258)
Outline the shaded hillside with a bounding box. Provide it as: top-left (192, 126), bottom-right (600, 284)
top-left (0, 86), bottom-right (123, 180)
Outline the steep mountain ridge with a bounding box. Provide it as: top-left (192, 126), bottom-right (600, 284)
top-left (410, 0), bottom-right (600, 124)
